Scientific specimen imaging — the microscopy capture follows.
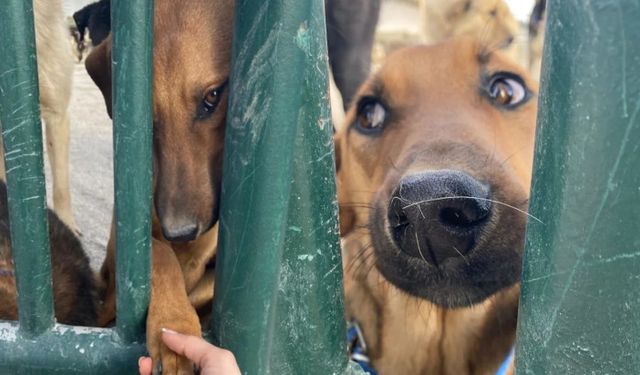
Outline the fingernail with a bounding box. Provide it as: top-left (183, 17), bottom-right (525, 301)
top-left (138, 357), bottom-right (144, 367)
top-left (161, 327), bottom-right (178, 334)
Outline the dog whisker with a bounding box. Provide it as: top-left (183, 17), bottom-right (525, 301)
top-left (414, 230), bottom-right (429, 263)
top-left (401, 196), bottom-right (543, 224)
top-left (452, 246), bottom-right (470, 265)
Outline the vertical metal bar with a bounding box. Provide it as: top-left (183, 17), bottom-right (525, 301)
top-left (211, 1), bottom-right (357, 374)
top-left (112, 0), bottom-right (154, 343)
top-left (0, 0), bottom-right (54, 337)
top-left (516, 1), bottom-right (640, 373)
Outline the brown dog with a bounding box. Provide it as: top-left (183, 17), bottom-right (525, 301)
top-left (335, 38), bottom-right (537, 374)
top-left (85, 0), bottom-right (233, 372)
top-left (0, 179), bottom-right (98, 326)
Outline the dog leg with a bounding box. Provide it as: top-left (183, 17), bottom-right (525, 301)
top-left (96, 219), bottom-right (116, 326)
top-left (42, 108), bottom-right (79, 235)
top-left (147, 239), bottom-right (201, 375)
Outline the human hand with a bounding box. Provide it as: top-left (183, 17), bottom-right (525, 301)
top-left (138, 328), bottom-right (241, 375)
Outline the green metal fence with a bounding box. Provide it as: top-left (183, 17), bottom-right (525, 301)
top-left (0, 0), bottom-right (358, 373)
top-left (515, 0), bottom-right (640, 373)
top-left (1, 0), bottom-right (639, 373)
top-left (0, 0), bottom-right (150, 373)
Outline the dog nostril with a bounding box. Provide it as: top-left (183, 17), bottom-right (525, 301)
top-left (390, 209), bottom-right (410, 243)
top-left (439, 199), bottom-right (491, 229)
top-left (440, 207), bottom-right (475, 227)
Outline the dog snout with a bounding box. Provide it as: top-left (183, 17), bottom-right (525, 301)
top-left (160, 217), bottom-right (200, 242)
top-left (387, 170), bottom-right (492, 266)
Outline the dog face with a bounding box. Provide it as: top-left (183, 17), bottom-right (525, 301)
top-left (86, 0), bottom-right (233, 242)
top-left (336, 38), bottom-right (537, 309)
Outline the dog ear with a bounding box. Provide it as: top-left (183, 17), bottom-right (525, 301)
top-left (447, 0), bottom-right (472, 21)
top-left (72, 7), bottom-right (90, 39)
top-left (85, 35), bottom-right (113, 118)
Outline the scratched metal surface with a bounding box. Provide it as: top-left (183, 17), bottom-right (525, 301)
top-left (111, 0), bottom-right (154, 344)
top-left (0, 0), bottom-right (55, 337)
top-left (516, 0), bottom-right (640, 373)
top-left (0, 322), bottom-right (146, 374)
top-left (210, 0), bottom-right (361, 374)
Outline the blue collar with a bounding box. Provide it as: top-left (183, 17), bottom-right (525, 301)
top-left (347, 321), bottom-right (377, 375)
top-left (347, 320), bottom-right (514, 375)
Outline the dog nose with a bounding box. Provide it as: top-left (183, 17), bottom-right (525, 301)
top-left (388, 170), bottom-right (491, 266)
top-left (161, 220), bottom-right (199, 242)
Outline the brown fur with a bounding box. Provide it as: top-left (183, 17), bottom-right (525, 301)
top-left (85, 1), bottom-right (233, 373)
top-left (336, 38), bottom-right (537, 374)
top-left (0, 180), bottom-right (97, 326)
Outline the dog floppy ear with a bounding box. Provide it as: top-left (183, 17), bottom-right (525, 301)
top-left (85, 35), bottom-right (113, 118)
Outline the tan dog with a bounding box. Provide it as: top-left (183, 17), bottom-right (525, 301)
top-left (418, 0), bottom-right (521, 64)
top-left (336, 38), bottom-right (537, 374)
top-left (85, 1), bottom-right (233, 373)
top-left (0, 0), bottom-right (78, 234)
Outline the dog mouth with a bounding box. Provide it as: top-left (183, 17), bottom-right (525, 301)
top-left (369, 169), bottom-right (526, 309)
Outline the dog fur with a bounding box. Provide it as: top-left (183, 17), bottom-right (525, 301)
top-left (418, 0), bottom-right (521, 64)
top-left (0, 180), bottom-right (97, 326)
top-left (0, 0), bottom-right (78, 234)
top-left (85, 1), bottom-right (233, 372)
top-left (335, 38), bottom-right (537, 374)
top-left (73, 0), bottom-right (111, 48)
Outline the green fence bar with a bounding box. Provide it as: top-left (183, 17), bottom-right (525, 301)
top-left (0, 0), bottom-right (54, 337)
top-left (0, 322), bottom-right (145, 374)
top-left (211, 1), bottom-right (361, 374)
top-left (112, 0), bottom-right (154, 343)
top-left (516, 1), bottom-right (640, 373)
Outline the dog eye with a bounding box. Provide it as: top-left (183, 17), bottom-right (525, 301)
top-left (355, 98), bottom-right (386, 134)
top-left (203, 88), bottom-right (222, 112)
top-left (488, 74), bottom-right (527, 108)
top-left (197, 81), bottom-right (228, 120)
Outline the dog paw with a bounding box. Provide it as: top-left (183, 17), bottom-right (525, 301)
top-left (150, 340), bottom-right (196, 375)
top-left (147, 317), bottom-right (201, 374)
